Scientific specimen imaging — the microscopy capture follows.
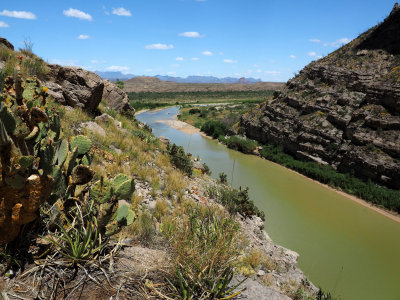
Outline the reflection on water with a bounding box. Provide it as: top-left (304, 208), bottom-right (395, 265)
top-left (137, 106), bottom-right (400, 300)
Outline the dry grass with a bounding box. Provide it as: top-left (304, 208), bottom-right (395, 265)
top-left (163, 169), bottom-right (186, 199)
top-left (153, 199), bottom-right (170, 222)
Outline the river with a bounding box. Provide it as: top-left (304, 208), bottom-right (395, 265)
top-left (137, 106), bottom-right (400, 300)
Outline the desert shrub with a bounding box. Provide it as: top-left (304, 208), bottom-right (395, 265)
top-left (202, 163), bottom-right (211, 175)
top-left (167, 143), bottom-right (193, 176)
top-left (162, 203), bottom-right (244, 299)
top-left (219, 172), bottom-right (228, 184)
top-left (213, 186), bottom-right (265, 221)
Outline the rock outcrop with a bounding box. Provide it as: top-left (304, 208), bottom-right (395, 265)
top-left (240, 4), bottom-right (400, 189)
top-left (43, 64), bottom-right (104, 111)
top-left (0, 37), bottom-right (14, 50)
top-left (102, 79), bottom-right (135, 115)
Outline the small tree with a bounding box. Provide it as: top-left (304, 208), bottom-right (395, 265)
top-left (115, 78), bottom-right (124, 90)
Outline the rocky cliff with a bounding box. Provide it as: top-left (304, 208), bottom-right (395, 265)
top-left (240, 4), bottom-right (400, 189)
top-left (0, 37), bottom-right (134, 115)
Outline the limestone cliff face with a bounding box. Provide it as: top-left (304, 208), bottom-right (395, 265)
top-left (241, 4), bottom-right (400, 189)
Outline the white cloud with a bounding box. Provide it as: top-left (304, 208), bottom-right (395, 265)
top-left (167, 71), bottom-right (176, 75)
top-left (176, 57), bottom-right (184, 61)
top-left (171, 63), bottom-right (180, 67)
top-left (0, 21), bottom-right (9, 27)
top-left (289, 54), bottom-right (296, 59)
top-left (179, 31), bottom-right (203, 38)
top-left (91, 60), bottom-right (98, 63)
top-left (0, 10), bottom-right (36, 20)
top-left (112, 7), bottom-right (132, 17)
top-left (308, 38), bottom-right (321, 43)
top-left (325, 37), bottom-right (351, 47)
top-left (316, 55), bottom-right (323, 59)
top-left (77, 34), bottom-right (90, 40)
top-left (308, 51), bottom-right (317, 57)
top-left (256, 69), bottom-right (262, 73)
top-left (145, 69), bottom-right (153, 72)
top-left (63, 8), bottom-right (93, 21)
top-left (106, 65), bottom-right (130, 73)
top-left (145, 43), bottom-right (174, 50)
top-left (191, 57), bottom-right (199, 61)
top-left (202, 51), bottom-right (213, 56)
top-left (223, 59), bottom-right (237, 63)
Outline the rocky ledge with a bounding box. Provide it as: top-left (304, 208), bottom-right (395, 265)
top-left (240, 4), bottom-right (400, 189)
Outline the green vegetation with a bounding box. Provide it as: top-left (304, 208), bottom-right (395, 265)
top-left (128, 90), bottom-right (274, 103)
top-left (167, 143), bottom-right (193, 176)
top-left (201, 120), bottom-right (228, 138)
top-left (207, 185), bottom-right (265, 221)
top-left (260, 144), bottom-right (400, 213)
top-left (115, 78), bottom-right (124, 89)
top-left (162, 202), bottom-right (245, 300)
top-left (0, 70), bottom-right (136, 252)
top-left (219, 135), bottom-right (258, 154)
top-left (0, 44), bottom-right (48, 91)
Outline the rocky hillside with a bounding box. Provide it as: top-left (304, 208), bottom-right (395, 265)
top-left (123, 76), bottom-right (283, 93)
top-left (0, 37), bottom-right (134, 116)
top-left (240, 4), bottom-right (400, 189)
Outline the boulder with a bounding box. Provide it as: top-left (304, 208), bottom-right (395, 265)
top-left (102, 79), bottom-right (135, 115)
top-left (95, 113), bottom-right (122, 128)
top-left (80, 121), bottom-right (106, 137)
top-left (43, 64), bottom-right (104, 111)
top-left (0, 37), bottom-right (14, 50)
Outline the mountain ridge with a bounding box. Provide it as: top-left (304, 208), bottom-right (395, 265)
top-left (95, 71), bottom-right (263, 84)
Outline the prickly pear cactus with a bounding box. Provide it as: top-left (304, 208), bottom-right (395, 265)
top-left (92, 174), bottom-right (136, 235)
top-left (0, 69), bottom-right (95, 245)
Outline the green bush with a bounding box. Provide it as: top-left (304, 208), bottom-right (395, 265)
top-left (201, 120), bottom-right (228, 139)
top-left (167, 143), bottom-right (193, 176)
top-left (212, 186), bottom-right (265, 221)
top-left (225, 136), bottom-right (258, 154)
top-left (189, 108), bottom-right (201, 114)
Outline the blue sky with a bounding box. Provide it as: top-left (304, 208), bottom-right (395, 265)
top-left (0, 0), bottom-right (396, 81)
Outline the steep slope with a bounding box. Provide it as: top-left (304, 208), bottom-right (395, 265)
top-left (240, 4), bottom-right (400, 189)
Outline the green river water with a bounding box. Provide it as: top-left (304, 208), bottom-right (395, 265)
top-left (137, 106), bottom-right (400, 300)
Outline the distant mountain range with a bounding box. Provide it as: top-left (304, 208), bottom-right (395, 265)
top-left (95, 71), bottom-right (262, 84)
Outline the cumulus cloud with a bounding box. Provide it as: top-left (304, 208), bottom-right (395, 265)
top-left (112, 7), bottom-right (132, 17)
top-left (325, 37), bottom-right (351, 47)
top-left (308, 51), bottom-right (317, 57)
top-left (0, 21), bottom-right (9, 27)
top-left (191, 57), bottom-right (199, 61)
top-left (202, 51), bottom-right (213, 56)
top-left (176, 57), bottom-right (184, 61)
top-left (289, 54), bottom-right (296, 59)
top-left (77, 34), bottom-right (90, 40)
top-left (0, 10), bottom-right (36, 20)
top-left (63, 8), bottom-right (93, 21)
top-left (145, 43), bottom-right (174, 50)
top-left (179, 32), bottom-right (203, 38)
top-left (223, 59), bottom-right (237, 63)
top-left (308, 38), bottom-right (321, 43)
top-left (106, 65), bottom-right (130, 73)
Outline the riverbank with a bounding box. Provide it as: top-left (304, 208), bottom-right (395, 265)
top-left (166, 112), bottom-right (400, 224)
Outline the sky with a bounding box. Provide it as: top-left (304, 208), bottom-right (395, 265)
top-left (0, 0), bottom-right (397, 82)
